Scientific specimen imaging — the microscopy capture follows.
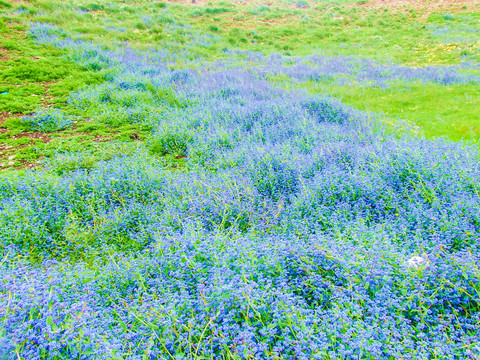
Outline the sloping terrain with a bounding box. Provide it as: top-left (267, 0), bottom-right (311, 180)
top-left (0, 0), bottom-right (479, 359)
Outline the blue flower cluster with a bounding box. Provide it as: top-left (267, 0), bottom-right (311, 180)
top-left (426, 21), bottom-right (480, 46)
top-left (28, 22), bottom-right (480, 89)
top-left (21, 108), bottom-right (73, 132)
top-left (220, 50), bottom-right (480, 87)
top-left (1, 23), bottom-right (479, 359)
top-left (261, 54), bottom-right (480, 87)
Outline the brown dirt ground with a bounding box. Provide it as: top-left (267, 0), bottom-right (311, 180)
top-left (355, 0), bottom-right (480, 14)
top-left (0, 111), bottom-right (11, 123)
top-left (165, 0), bottom-right (480, 13)
top-left (0, 47), bottom-right (9, 61)
top-left (0, 112), bottom-right (13, 135)
top-left (13, 131), bottom-right (51, 143)
top-left (165, 0), bottom-right (308, 8)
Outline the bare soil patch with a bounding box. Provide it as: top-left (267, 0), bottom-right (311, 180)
top-left (13, 131), bottom-right (51, 143)
top-left (165, 0), bottom-right (309, 9)
top-left (355, 0), bottom-right (480, 15)
top-left (0, 47), bottom-right (9, 61)
top-left (0, 111), bottom-right (11, 123)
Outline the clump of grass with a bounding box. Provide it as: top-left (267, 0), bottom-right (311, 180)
top-left (149, 124), bottom-right (192, 157)
top-left (0, 0), bottom-right (12, 9)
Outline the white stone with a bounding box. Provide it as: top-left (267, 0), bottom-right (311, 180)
top-left (407, 256), bottom-right (428, 269)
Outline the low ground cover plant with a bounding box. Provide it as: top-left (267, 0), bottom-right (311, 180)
top-left (20, 108), bottom-right (73, 132)
top-left (0, 0), bottom-right (479, 359)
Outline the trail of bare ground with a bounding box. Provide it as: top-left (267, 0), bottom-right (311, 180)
top-left (355, 0), bottom-right (480, 16)
top-left (166, 0), bottom-right (479, 14)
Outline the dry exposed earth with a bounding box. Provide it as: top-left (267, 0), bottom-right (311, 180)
top-left (356, 0), bottom-right (480, 14)
top-left (166, 0), bottom-right (480, 13)
top-left (0, 47), bottom-right (8, 61)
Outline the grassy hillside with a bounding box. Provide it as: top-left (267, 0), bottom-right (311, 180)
top-left (0, 0), bottom-right (479, 359)
top-left (1, 0), bottom-right (480, 171)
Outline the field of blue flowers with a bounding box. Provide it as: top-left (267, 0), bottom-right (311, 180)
top-left (1, 4), bottom-right (480, 360)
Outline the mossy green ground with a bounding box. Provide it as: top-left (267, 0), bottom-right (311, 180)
top-left (0, 0), bottom-right (479, 171)
top-left (0, 12), bottom-right (149, 170)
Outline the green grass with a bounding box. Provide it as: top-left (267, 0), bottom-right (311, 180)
top-left (0, 14), bottom-right (148, 170)
top-left (0, 18), bottom-right (103, 113)
top-left (300, 81), bottom-right (480, 141)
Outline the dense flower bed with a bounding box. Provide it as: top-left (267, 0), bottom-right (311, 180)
top-left (0, 22), bottom-right (479, 359)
